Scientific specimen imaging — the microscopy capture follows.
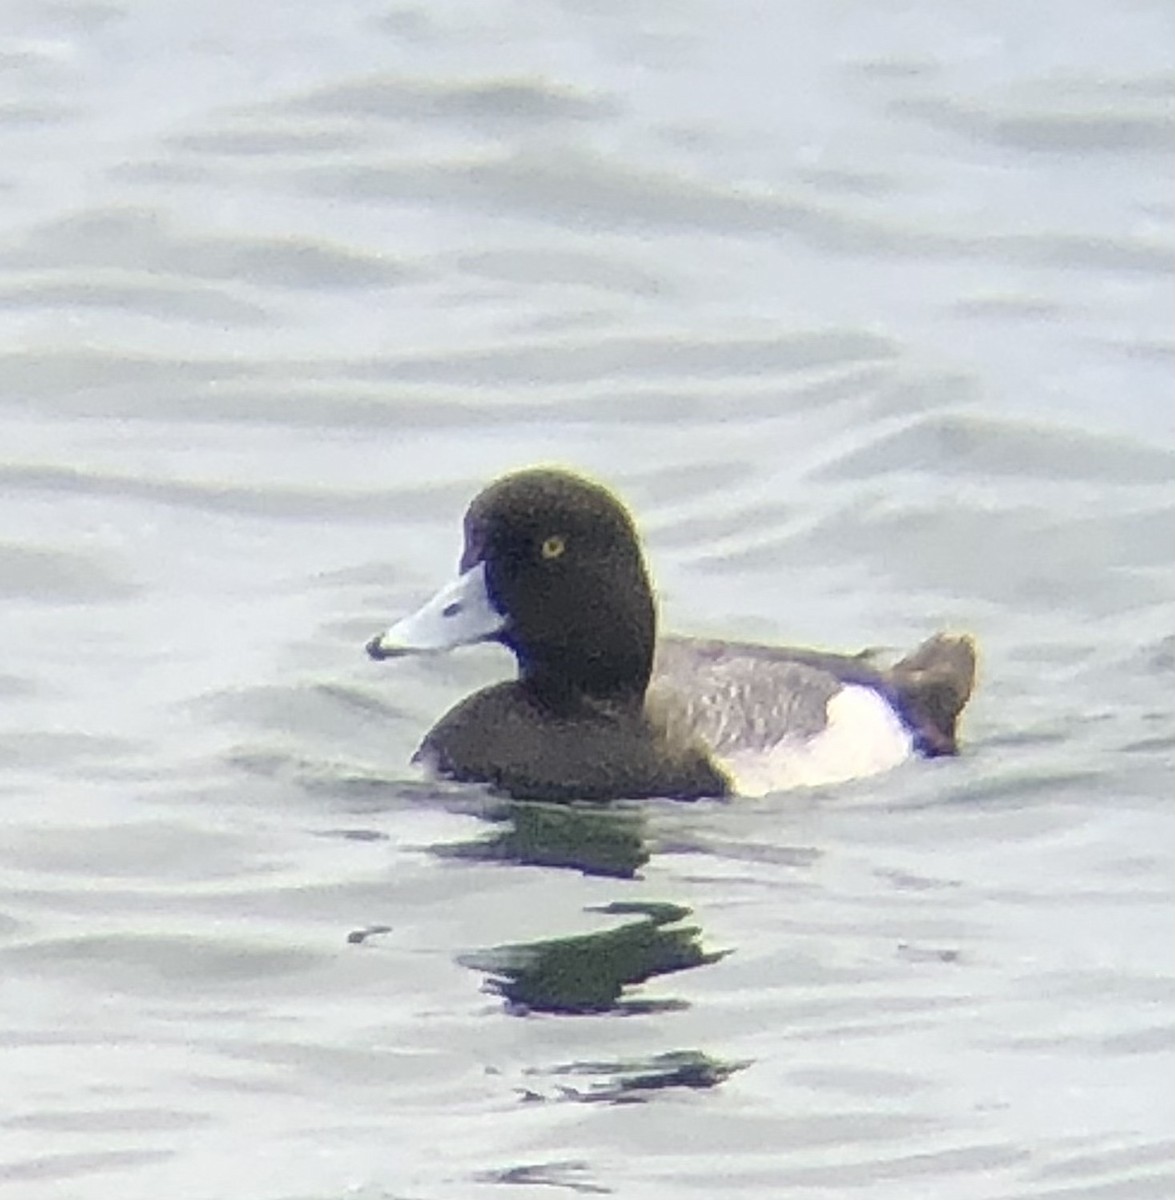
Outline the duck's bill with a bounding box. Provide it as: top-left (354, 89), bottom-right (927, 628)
top-left (366, 561), bottom-right (504, 660)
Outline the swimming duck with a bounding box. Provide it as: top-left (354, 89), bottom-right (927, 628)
top-left (366, 468), bottom-right (976, 801)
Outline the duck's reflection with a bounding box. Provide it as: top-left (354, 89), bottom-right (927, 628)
top-left (458, 899), bottom-right (726, 1015)
top-left (518, 1049), bottom-right (750, 1104)
top-left (427, 797), bottom-right (745, 1091)
top-left (454, 894), bottom-right (747, 1100)
top-left (335, 783), bottom-right (748, 1095)
top-left (432, 797), bottom-right (649, 879)
top-left (428, 799), bottom-right (732, 1028)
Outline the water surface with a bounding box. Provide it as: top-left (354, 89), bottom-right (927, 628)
top-left (1, 2), bottom-right (1172, 1197)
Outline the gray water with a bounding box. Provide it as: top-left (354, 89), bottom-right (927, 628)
top-left (1, 2), bottom-right (1173, 1197)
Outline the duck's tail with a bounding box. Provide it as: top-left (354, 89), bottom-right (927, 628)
top-left (889, 632), bottom-right (978, 757)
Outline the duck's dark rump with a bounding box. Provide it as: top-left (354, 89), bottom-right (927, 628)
top-left (885, 633), bottom-right (977, 756)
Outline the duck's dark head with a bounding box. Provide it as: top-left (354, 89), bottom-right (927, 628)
top-left (367, 468), bottom-right (657, 711)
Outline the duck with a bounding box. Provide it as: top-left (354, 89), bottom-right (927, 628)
top-left (366, 467), bottom-right (976, 801)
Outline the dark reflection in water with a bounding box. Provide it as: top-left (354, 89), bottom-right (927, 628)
top-left (346, 923), bottom-right (392, 945)
top-left (458, 900), bottom-right (727, 1015)
top-left (335, 782), bottom-right (745, 1094)
top-left (433, 797), bottom-right (650, 878)
top-left (477, 1161), bottom-right (607, 1194)
top-left (520, 1049), bottom-right (750, 1103)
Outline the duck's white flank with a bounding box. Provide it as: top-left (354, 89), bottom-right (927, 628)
top-left (715, 684), bottom-right (913, 797)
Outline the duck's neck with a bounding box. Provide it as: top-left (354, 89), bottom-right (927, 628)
top-left (519, 654), bottom-right (650, 716)
top-left (515, 598), bottom-right (655, 717)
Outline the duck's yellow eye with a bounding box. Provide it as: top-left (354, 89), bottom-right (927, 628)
top-left (540, 534), bottom-right (566, 560)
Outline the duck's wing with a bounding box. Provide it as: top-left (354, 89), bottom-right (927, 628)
top-left (650, 632), bottom-right (977, 759)
top-left (649, 636), bottom-right (849, 754)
